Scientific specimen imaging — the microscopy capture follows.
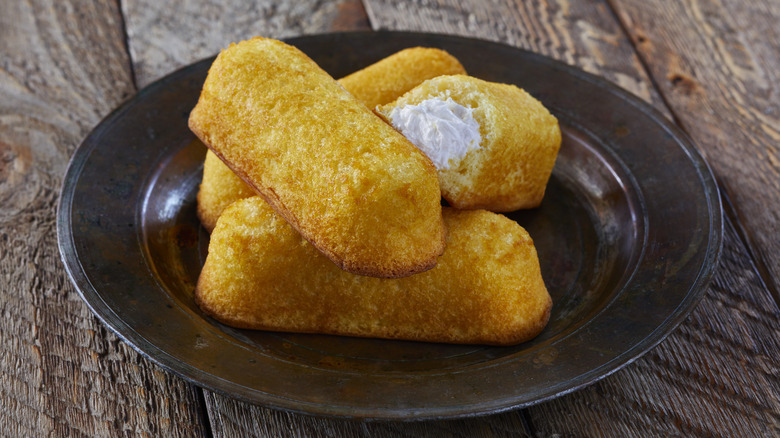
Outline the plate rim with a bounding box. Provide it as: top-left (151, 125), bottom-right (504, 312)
top-left (57, 30), bottom-right (723, 420)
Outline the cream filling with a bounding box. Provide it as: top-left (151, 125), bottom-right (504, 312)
top-left (388, 97), bottom-right (481, 170)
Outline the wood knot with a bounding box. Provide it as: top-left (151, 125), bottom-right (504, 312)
top-left (0, 141), bottom-right (14, 177)
top-left (0, 140), bottom-right (31, 188)
top-left (0, 139), bottom-right (38, 218)
top-left (668, 73), bottom-right (699, 96)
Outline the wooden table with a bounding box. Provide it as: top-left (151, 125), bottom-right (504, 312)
top-left (2, 1), bottom-right (778, 436)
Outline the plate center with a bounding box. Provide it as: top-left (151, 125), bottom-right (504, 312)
top-left (139, 121), bottom-right (642, 374)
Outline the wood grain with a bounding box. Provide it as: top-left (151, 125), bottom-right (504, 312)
top-left (200, 218), bottom-right (780, 437)
top-left (118, 1), bottom-right (375, 436)
top-left (204, 395), bottom-right (534, 438)
top-left (176, 2), bottom-right (670, 435)
top-left (608, 0), bottom-right (780, 303)
top-left (121, 0), bottom-right (371, 88)
top-left (0, 0), bottom-right (207, 436)
top-left (3, 0), bottom-right (774, 436)
top-left (363, 0), bottom-right (780, 436)
top-left (118, 0), bottom-right (780, 435)
top-left (528, 208), bottom-right (780, 436)
top-left (364, 0), bottom-right (669, 115)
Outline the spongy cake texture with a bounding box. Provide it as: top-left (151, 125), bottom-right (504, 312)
top-left (338, 47), bottom-right (466, 110)
top-left (196, 197), bottom-right (552, 346)
top-left (189, 37), bottom-right (446, 278)
top-left (197, 46), bottom-right (466, 232)
top-left (197, 148), bottom-right (258, 231)
top-left (378, 74), bottom-right (561, 211)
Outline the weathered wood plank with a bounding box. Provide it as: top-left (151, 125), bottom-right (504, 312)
top-left (115, 0), bottom-right (780, 436)
top-left (120, 1), bottom-right (374, 436)
top-left (528, 203), bottom-right (780, 436)
top-left (204, 396), bottom-right (533, 438)
top-left (364, 0), bottom-right (668, 115)
top-left (608, 0), bottom-right (780, 303)
top-left (174, 0), bottom-right (672, 435)
top-left (201, 215), bottom-right (780, 438)
top-left (121, 0), bottom-right (371, 88)
top-left (361, 0), bottom-right (780, 436)
top-left (0, 0), bottom-right (207, 436)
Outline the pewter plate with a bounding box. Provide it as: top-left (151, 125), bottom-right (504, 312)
top-left (57, 31), bottom-right (722, 420)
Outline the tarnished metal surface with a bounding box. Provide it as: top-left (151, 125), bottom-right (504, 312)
top-left (57, 31), bottom-right (722, 420)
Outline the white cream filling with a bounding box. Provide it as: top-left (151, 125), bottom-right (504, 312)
top-left (388, 97), bottom-right (481, 170)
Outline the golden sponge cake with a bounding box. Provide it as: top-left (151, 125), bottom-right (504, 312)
top-left (196, 197), bottom-right (552, 346)
top-left (197, 146), bottom-right (257, 231)
top-left (189, 38), bottom-right (446, 278)
top-left (197, 46), bottom-right (466, 232)
top-left (377, 74), bottom-right (561, 211)
top-left (338, 47), bottom-right (466, 110)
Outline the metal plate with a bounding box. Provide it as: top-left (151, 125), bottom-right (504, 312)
top-left (57, 31), bottom-right (722, 420)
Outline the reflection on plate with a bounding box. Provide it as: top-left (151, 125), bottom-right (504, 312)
top-left (57, 31), bottom-right (722, 420)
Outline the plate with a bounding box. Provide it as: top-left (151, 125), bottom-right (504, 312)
top-left (57, 31), bottom-right (722, 420)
